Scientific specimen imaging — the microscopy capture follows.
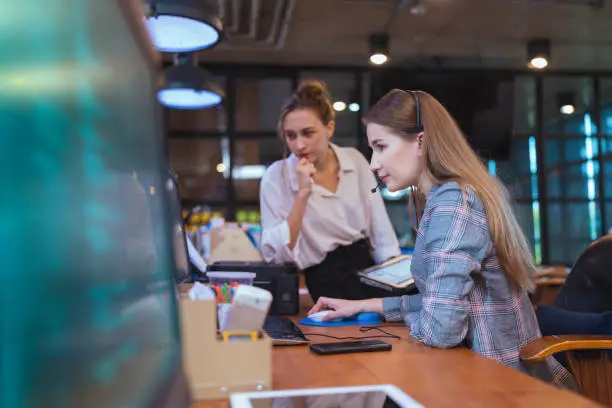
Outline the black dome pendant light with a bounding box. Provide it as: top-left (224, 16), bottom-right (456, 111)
top-left (158, 53), bottom-right (224, 109)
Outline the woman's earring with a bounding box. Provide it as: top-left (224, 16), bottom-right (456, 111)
top-left (418, 134), bottom-right (423, 149)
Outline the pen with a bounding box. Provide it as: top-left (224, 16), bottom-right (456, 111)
top-left (222, 285), bottom-right (229, 303)
top-left (215, 285), bottom-right (223, 303)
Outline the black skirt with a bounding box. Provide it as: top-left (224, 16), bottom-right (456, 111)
top-left (302, 238), bottom-right (396, 303)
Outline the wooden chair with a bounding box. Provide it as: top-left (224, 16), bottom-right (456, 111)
top-left (520, 335), bottom-right (612, 406)
top-left (522, 235), bottom-right (612, 406)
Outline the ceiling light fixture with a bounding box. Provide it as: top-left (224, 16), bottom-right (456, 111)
top-left (369, 33), bottom-right (389, 65)
top-left (333, 101), bottom-right (347, 112)
top-left (560, 104), bottom-right (575, 115)
top-left (403, 0), bottom-right (427, 15)
top-left (557, 92), bottom-right (575, 115)
top-left (527, 38), bottom-right (551, 70)
top-left (145, 0), bottom-right (224, 53)
top-left (158, 53), bottom-right (224, 110)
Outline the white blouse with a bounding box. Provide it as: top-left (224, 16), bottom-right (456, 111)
top-left (259, 144), bottom-right (400, 270)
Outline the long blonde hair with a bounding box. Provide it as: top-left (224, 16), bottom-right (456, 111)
top-left (364, 89), bottom-right (535, 291)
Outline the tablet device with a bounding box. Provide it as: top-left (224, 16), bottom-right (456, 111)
top-left (358, 255), bottom-right (415, 292)
top-left (230, 384), bottom-right (424, 408)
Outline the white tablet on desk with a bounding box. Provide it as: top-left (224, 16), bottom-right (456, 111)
top-left (230, 384), bottom-right (423, 408)
top-left (358, 255), bottom-right (414, 291)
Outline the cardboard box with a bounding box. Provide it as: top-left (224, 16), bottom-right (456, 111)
top-left (178, 290), bottom-right (272, 400)
top-left (208, 226), bottom-right (262, 263)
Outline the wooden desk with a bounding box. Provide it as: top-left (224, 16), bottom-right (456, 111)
top-left (194, 297), bottom-right (601, 408)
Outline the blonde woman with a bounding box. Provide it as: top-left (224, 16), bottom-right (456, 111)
top-left (308, 90), bottom-right (577, 390)
top-left (259, 81), bottom-right (401, 302)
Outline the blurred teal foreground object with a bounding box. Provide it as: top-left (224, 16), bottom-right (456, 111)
top-left (0, 1), bottom-right (189, 407)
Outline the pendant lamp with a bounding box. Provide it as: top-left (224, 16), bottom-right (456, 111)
top-left (145, 0), bottom-right (223, 53)
top-left (158, 53), bottom-right (224, 109)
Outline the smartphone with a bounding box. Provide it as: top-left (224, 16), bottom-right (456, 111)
top-left (309, 340), bottom-right (392, 355)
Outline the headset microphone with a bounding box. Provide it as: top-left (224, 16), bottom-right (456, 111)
top-left (371, 179), bottom-right (384, 193)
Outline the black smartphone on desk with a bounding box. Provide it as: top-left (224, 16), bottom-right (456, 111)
top-left (309, 340), bottom-right (392, 355)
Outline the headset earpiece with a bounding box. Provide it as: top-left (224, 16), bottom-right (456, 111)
top-left (405, 90), bottom-right (424, 134)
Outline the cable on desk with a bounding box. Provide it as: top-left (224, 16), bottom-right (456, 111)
top-left (301, 326), bottom-right (401, 341)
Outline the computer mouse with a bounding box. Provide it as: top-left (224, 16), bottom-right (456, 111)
top-left (308, 310), bottom-right (339, 322)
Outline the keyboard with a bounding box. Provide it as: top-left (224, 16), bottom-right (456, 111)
top-left (263, 315), bottom-right (310, 346)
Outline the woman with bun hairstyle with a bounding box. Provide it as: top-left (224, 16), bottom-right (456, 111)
top-left (259, 81), bottom-right (401, 302)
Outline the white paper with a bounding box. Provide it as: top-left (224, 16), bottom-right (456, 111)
top-left (188, 281), bottom-right (215, 301)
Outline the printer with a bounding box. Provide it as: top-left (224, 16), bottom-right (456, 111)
top-left (199, 261), bottom-right (299, 315)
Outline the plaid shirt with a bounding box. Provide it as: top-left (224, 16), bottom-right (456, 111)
top-left (383, 182), bottom-right (577, 390)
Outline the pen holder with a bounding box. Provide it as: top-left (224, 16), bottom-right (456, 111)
top-left (211, 282), bottom-right (238, 330)
top-left (178, 290), bottom-right (272, 400)
top-left (217, 302), bottom-right (231, 330)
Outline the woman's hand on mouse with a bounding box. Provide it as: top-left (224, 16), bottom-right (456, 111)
top-left (296, 158), bottom-right (316, 197)
top-left (308, 297), bottom-right (383, 321)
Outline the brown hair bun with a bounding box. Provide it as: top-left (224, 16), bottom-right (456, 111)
top-left (279, 79), bottom-right (335, 126)
top-left (295, 80), bottom-right (330, 104)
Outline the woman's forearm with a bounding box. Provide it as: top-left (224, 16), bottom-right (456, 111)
top-left (360, 298), bottom-right (384, 315)
top-left (286, 191), bottom-right (310, 250)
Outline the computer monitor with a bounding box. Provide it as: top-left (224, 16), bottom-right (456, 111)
top-left (166, 168), bottom-right (192, 284)
top-left (0, 1), bottom-right (190, 407)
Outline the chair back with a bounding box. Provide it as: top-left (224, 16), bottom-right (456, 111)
top-left (531, 266), bottom-right (569, 308)
top-left (531, 235), bottom-right (612, 405)
top-left (555, 234), bottom-right (612, 314)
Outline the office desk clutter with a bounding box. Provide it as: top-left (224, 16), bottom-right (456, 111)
top-left (206, 271), bottom-right (258, 330)
top-left (178, 283), bottom-right (273, 400)
top-left (179, 270), bottom-right (398, 399)
top-left (206, 262), bottom-right (300, 315)
top-left (201, 271), bottom-right (272, 334)
top-left (203, 269), bottom-right (306, 345)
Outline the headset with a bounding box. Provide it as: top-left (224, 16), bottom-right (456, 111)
top-left (371, 90), bottom-right (423, 193)
top-left (404, 90), bottom-right (424, 133)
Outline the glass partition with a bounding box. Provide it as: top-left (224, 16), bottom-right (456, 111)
top-left (0, 2), bottom-right (185, 407)
top-left (543, 76), bottom-right (600, 263)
